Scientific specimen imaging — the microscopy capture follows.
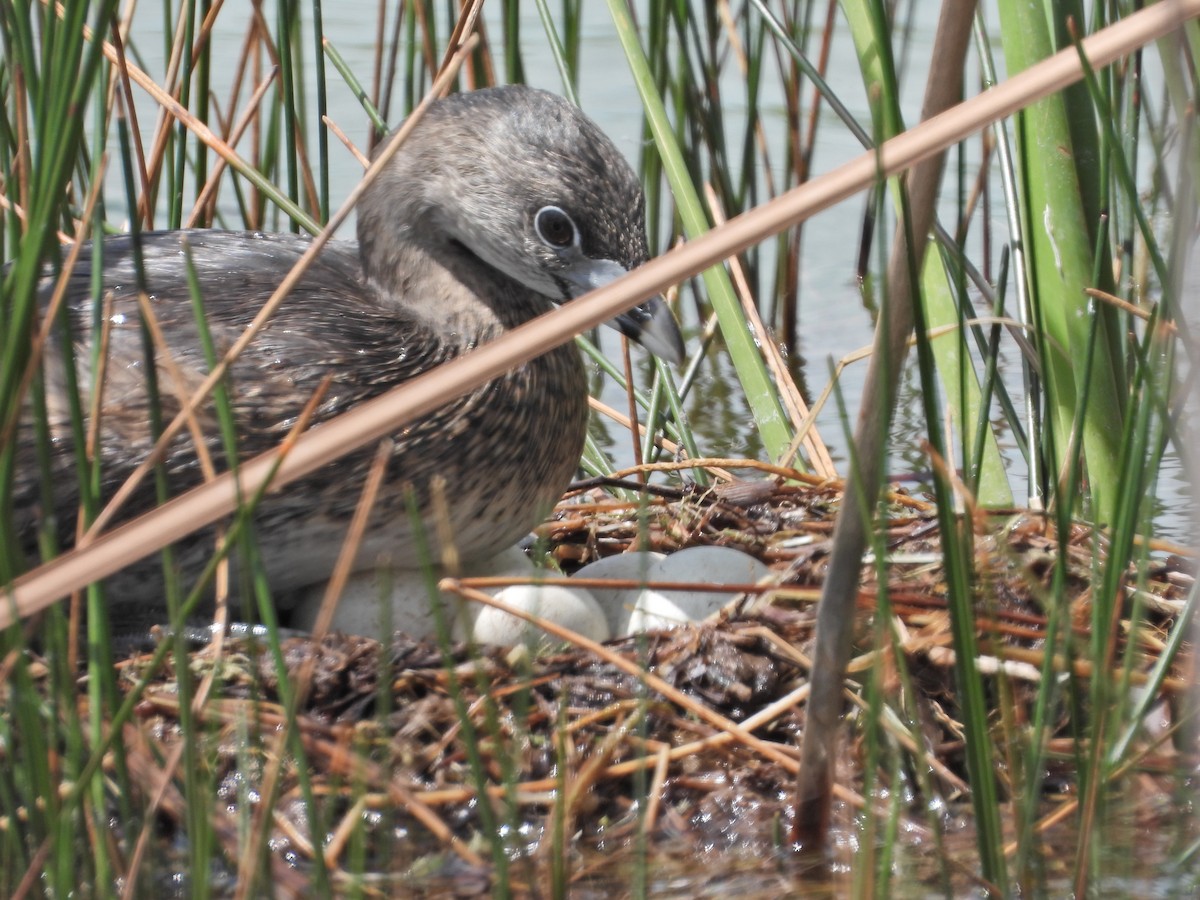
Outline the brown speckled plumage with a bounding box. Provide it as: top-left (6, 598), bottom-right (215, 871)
top-left (11, 86), bottom-right (682, 635)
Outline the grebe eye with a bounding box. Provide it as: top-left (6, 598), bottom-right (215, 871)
top-left (534, 206), bottom-right (578, 249)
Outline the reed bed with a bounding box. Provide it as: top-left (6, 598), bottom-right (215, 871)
top-left (1, 0), bottom-right (1196, 895)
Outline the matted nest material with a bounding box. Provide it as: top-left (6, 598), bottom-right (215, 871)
top-left (95, 478), bottom-right (1194, 891)
top-left (120, 619), bottom-right (812, 892)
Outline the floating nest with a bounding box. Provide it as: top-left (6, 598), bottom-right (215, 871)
top-left (66, 473), bottom-right (1197, 894)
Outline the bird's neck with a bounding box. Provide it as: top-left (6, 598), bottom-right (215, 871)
top-left (360, 231), bottom-right (554, 350)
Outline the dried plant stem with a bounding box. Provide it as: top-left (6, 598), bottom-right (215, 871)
top-left (793, 0), bottom-right (976, 851)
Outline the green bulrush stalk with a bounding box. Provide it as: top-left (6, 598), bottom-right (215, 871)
top-left (259, 99), bottom-right (283, 228)
top-left (847, 5), bottom-right (1006, 878)
top-left (343, 737), bottom-right (371, 894)
top-left (667, 3), bottom-right (741, 219)
top-left (0, 0), bottom-right (120, 582)
top-left (179, 241), bottom-right (267, 891)
top-left (193, 0), bottom-right (214, 223)
top-left (649, 357), bottom-right (704, 475)
top-left (869, 509), bottom-right (958, 887)
top-left (853, 722), bottom-right (882, 896)
top-left (112, 467), bottom-right (321, 885)
top-left (925, 145), bottom-right (1013, 507)
top-left (996, 1), bottom-right (1126, 526)
top-left (758, 0), bottom-right (1013, 500)
top-left (1074, 303), bottom-right (1175, 892)
top-left (1159, 21), bottom-right (1200, 204)
top-left (737, 13), bottom-right (765, 219)
top-left (36, 250), bottom-right (101, 890)
top-left (579, 332), bottom-right (698, 483)
top-left (0, 67), bottom-right (12, 261)
top-left (1112, 573), bottom-right (1199, 763)
top-left (853, 519), bottom-right (895, 897)
top-left (82, 107), bottom-right (137, 890)
top-left (638, 0), bottom-right (668, 254)
top-left (133, 389), bottom-right (338, 895)
top-left (400, 1), bottom-right (424, 115)
top-left (7, 653), bottom-right (62, 890)
top-left (1001, 16), bottom-right (1187, 883)
top-left (122, 187), bottom-right (218, 887)
top-left (935, 235), bottom-right (1031, 466)
top-left (501, 0), bottom-right (525, 85)
top-left (561, 0), bottom-right (583, 89)
top-left (882, 623), bottom-right (955, 896)
top-left (968, 249), bottom-right (1012, 498)
top-left (276, 0), bottom-right (302, 227)
top-left (749, 0), bottom-right (838, 342)
top-left (906, 201), bottom-right (1009, 891)
top-left (324, 38), bottom-right (390, 134)
top-left (533, 0), bottom-right (577, 101)
top-left (841, 0), bottom-right (1011, 507)
top-left (167, 0), bottom-right (197, 230)
top-left (835, 3), bottom-right (1010, 879)
top-left (0, 430), bottom-right (304, 893)
top-left (628, 631), bottom-right (653, 900)
top-left (550, 697), bottom-right (570, 897)
top-left (606, 0), bottom-right (795, 466)
top-left (1071, 28), bottom-right (1173, 314)
top-left (578, 432), bottom-right (620, 485)
top-left (0, 3), bottom-right (127, 890)
top-left (310, 0), bottom-right (330, 220)
top-left (575, 334), bottom-right (694, 462)
top-left (237, 533), bottom-right (335, 894)
top-left (973, 10), bottom-right (1046, 509)
top-left (1008, 323), bottom-right (1094, 887)
top-left (840, 187), bottom-right (953, 893)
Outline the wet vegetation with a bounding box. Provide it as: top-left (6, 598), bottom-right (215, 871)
top-left (1, 0), bottom-right (1197, 895)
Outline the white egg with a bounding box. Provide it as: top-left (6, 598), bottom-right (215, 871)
top-left (624, 545), bottom-right (772, 634)
top-left (289, 545), bottom-right (541, 640)
top-left (288, 567), bottom-right (448, 639)
top-left (462, 582), bottom-right (609, 648)
top-left (571, 551), bottom-right (665, 637)
top-left (288, 544), bottom-right (772, 643)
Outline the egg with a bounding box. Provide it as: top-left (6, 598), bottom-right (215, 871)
top-left (287, 566), bottom-right (446, 639)
top-left (461, 581), bottom-right (610, 649)
top-left (625, 546), bottom-right (772, 634)
top-left (570, 551), bottom-right (666, 636)
top-left (289, 545), bottom-right (541, 640)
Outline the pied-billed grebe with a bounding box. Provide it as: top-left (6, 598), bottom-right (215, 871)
top-left (10, 85), bottom-right (683, 635)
